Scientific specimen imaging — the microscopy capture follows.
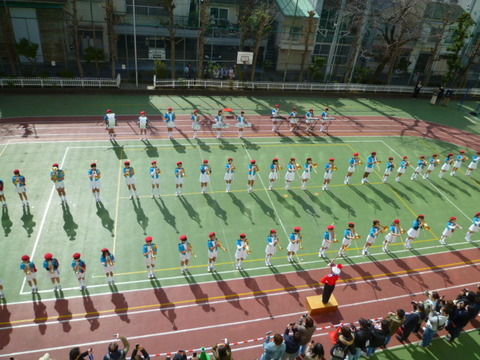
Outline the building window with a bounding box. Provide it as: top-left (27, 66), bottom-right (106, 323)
top-left (210, 7), bottom-right (229, 27)
top-left (289, 26), bottom-right (302, 42)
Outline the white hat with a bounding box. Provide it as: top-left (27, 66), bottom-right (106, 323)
top-left (39, 353), bottom-right (54, 360)
top-left (332, 265), bottom-right (342, 275)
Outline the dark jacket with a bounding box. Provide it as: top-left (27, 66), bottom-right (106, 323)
top-left (402, 312), bottom-right (420, 331)
top-left (369, 328), bottom-right (388, 348)
top-left (353, 326), bottom-right (372, 350)
top-left (284, 328), bottom-right (301, 354)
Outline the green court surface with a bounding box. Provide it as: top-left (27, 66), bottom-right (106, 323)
top-left (0, 135), bottom-right (478, 302)
top-left (0, 93), bottom-right (479, 135)
top-left (373, 329), bottom-right (480, 360)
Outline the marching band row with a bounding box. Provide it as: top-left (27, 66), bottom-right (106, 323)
top-left (102, 105), bottom-right (335, 141)
top-left (0, 150), bottom-right (477, 208)
top-left (12, 212), bottom-right (479, 295)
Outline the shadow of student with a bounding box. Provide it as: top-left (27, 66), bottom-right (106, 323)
top-left (251, 192), bottom-right (278, 224)
top-left (95, 202), bottom-right (115, 236)
top-left (228, 193), bottom-right (254, 224)
top-left (132, 199), bottom-right (149, 235)
top-left (143, 140), bottom-right (159, 158)
top-left (151, 278), bottom-right (178, 330)
top-left (154, 197), bottom-right (178, 233)
top-left (185, 275), bottom-right (214, 313)
top-left (62, 203), bottom-right (78, 240)
top-left (213, 272), bottom-right (249, 315)
top-left (54, 298), bottom-right (72, 333)
top-left (1, 207), bottom-right (13, 237)
top-left (243, 277), bottom-right (273, 318)
top-left (0, 303), bottom-right (12, 349)
top-left (179, 196), bottom-right (202, 227)
top-left (111, 293), bottom-right (130, 323)
top-left (21, 206), bottom-right (36, 237)
top-left (273, 272), bottom-right (303, 306)
top-left (204, 194), bottom-right (228, 224)
top-left (82, 291), bottom-right (100, 331)
top-left (195, 138), bottom-right (211, 152)
top-left (32, 297), bottom-right (48, 335)
top-left (304, 190), bottom-right (336, 220)
top-left (289, 191), bottom-right (320, 219)
top-left (109, 138), bottom-right (127, 160)
top-left (170, 139), bottom-right (187, 153)
top-left (272, 190), bottom-right (301, 218)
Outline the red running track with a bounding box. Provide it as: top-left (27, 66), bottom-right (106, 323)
top-left (0, 248), bottom-right (479, 359)
top-left (1, 115), bottom-right (479, 149)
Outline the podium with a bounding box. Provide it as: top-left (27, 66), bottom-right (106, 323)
top-left (306, 294), bottom-right (338, 315)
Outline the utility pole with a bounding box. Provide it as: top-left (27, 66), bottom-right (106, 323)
top-left (133, 0), bottom-right (138, 87)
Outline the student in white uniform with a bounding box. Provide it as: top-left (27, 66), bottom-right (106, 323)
top-left (137, 111), bottom-right (149, 140)
top-left (150, 160), bottom-right (161, 198)
top-left (224, 157), bottom-right (235, 193)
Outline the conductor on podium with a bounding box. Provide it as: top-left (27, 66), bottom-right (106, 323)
top-left (320, 262), bottom-right (342, 304)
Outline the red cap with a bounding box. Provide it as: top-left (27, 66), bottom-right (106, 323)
top-left (275, 104), bottom-right (280, 107)
top-left (140, 111), bottom-right (146, 114)
top-left (389, 157), bottom-right (394, 160)
top-left (292, 108), bottom-right (297, 110)
top-left (433, 154), bottom-right (438, 157)
top-left (450, 216), bottom-right (457, 220)
top-left (373, 219), bottom-right (380, 224)
top-left (228, 157), bottom-right (233, 161)
top-left (101, 248), bottom-right (109, 253)
top-left (21, 255), bottom-right (30, 261)
top-left (73, 253), bottom-right (81, 259)
top-left (394, 219), bottom-right (400, 224)
top-left (294, 226), bottom-right (301, 231)
top-left (13, 169), bottom-right (19, 174)
top-left (325, 108), bottom-right (329, 111)
top-left (145, 236), bottom-right (153, 242)
top-left (44, 253), bottom-right (53, 260)
top-left (52, 163), bottom-right (59, 167)
top-left (176, 161), bottom-right (182, 165)
top-left (251, 159), bottom-right (256, 164)
top-left (168, 107), bottom-right (173, 111)
top-left (477, 151), bottom-right (480, 154)
top-left (420, 156), bottom-right (425, 158)
top-left (180, 235), bottom-right (187, 241)
top-left (309, 109), bottom-right (314, 111)
top-left (418, 214), bottom-right (425, 218)
top-left (460, 150), bottom-right (465, 153)
top-left (124, 161), bottom-right (130, 165)
top-left (307, 157), bottom-right (312, 161)
top-left (91, 163), bottom-right (96, 167)
top-left (240, 233), bottom-right (246, 238)
top-left (337, 263), bottom-right (343, 269)
top-left (209, 232), bottom-right (216, 237)
top-left (353, 153), bottom-right (359, 156)
top-left (371, 151), bottom-right (377, 155)
top-left (241, 111), bottom-right (245, 114)
top-left (107, 109), bottom-right (112, 113)
top-left (151, 161), bottom-right (157, 164)
top-left (329, 158), bottom-right (335, 161)
top-left (475, 212), bottom-right (480, 217)
top-left (270, 229), bottom-right (277, 233)
top-left (327, 225), bottom-right (335, 230)
top-left (448, 153), bottom-right (454, 156)
top-left (403, 156), bottom-right (408, 159)
top-left (273, 158), bottom-right (279, 161)
top-left (193, 109), bottom-right (199, 113)
top-left (348, 222), bottom-right (355, 227)
top-left (290, 157), bottom-right (296, 161)
top-left (203, 159), bottom-right (209, 163)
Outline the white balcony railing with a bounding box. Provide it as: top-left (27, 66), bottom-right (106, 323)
top-left (0, 74), bottom-right (121, 88)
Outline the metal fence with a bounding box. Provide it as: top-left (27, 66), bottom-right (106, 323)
top-left (0, 74), bottom-right (121, 88)
top-left (153, 77), bottom-right (480, 95)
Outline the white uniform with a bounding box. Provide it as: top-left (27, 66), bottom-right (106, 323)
top-left (287, 233), bottom-right (300, 252)
top-left (105, 113), bottom-right (116, 129)
top-left (302, 163), bottom-right (312, 180)
top-left (265, 235), bottom-right (278, 255)
top-left (138, 115), bottom-right (148, 129)
top-left (285, 163), bottom-right (296, 181)
top-left (235, 239), bottom-right (248, 259)
top-left (89, 169), bottom-right (101, 189)
top-left (224, 163), bottom-right (235, 181)
top-left (150, 167), bottom-right (161, 185)
top-left (269, 164), bottom-right (279, 180)
top-left (144, 243), bottom-right (157, 267)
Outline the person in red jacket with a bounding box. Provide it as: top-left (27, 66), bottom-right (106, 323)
top-left (320, 262), bottom-right (342, 304)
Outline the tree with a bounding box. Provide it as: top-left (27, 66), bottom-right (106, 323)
top-left (104, 0), bottom-right (120, 79)
top-left (247, 3), bottom-right (274, 81)
top-left (457, 33), bottom-right (480, 87)
top-left (309, 56), bottom-right (327, 81)
top-left (237, 0), bottom-right (257, 51)
top-left (371, 0), bottom-right (426, 84)
top-left (159, 0), bottom-right (177, 79)
top-left (422, 8), bottom-right (456, 86)
top-left (65, 0), bottom-right (84, 77)
top-left (84, 46), bottom-right (105, 77)
top-left (343, 0), bottom-right (372, 83)
top-left (444, 12), bottom-right (474, 85)
top-left (0, 6), bottom-right (19, 75)
top-left (16, 38), bottom-right (39, 76)
top-left (299, 10), bottom-right (317, 82)
top-left (197, 0), bottom-right (211, 79)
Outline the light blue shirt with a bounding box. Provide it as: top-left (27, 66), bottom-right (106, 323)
top-left (225, 163), bottom-right (234, 173)
top-left (150, 166), bottom-right (160, 179)
top-left (237, 115), bottom-right (245, 124)
top-left (287, 163), bottom-right (296, 172)
top-left (50, 169), bottom-right (65, 182)
top-left (248, 164), bottom-right (257, 176)
top-left (175, 167), bottom-right (184, 178)
top-left (143, 243), bottom-right (157, 257)
top-left (88, 168), bottom-right (101, 181)
top-left (267, 235), bottom-right (277, 245)
top-left (272, 108), bottom-right (279, 116)
top-left (387, 161), bottom-right (394, 170)
top-left (123, 167), bottom-right (134, 178)
top-left (100, 254), bottom-right (115, 266)
top-left (366, 155), bottom-right (376, 168)
top-left (208, 239), bottom-right (218, 252)
top-left (200, 164), bottom-right (211, 174)
top-left (71, 259), bottom-right (86, 273)
top-left (164, 112), bottom-right (176, 122)
top-left (262, 337), bottom-right (286, 360)
top-left (304, 163), bottom-right (312, 173)
top-left (178, 241), bottom-right (190, 253)
top-left (369, 226), bottom-right (380, 238)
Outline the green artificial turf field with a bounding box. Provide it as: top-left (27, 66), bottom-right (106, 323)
top-left (0, 134), bottom-right (477, 302)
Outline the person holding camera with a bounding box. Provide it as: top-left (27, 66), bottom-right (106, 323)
top-left (294, 314), bottom-right (316, 357)
top-left (261, 332), bottom-right (286, 360)
top-left (69, 347), bottom-right (94, 360)
top-left (446, 303), bottom-right (476, 342)
top-left (212, 339), bottom-right (232, 360)
top-left (396, 303), bottom-right (425, 343)
top-left (366, 320), bottom-right (389, 357)
top-left (103, 334), bottom-right (130, 360)
top-left (283, 323), bottom-right (302, 360)
top-left (421, 306), bottom-right (448, 348)
top-left (384, 309), bottom-right (405, 346)
top-left (131, 344), bottom-right (150, 360)
top-left (349, 319), bottom-right (372, 360)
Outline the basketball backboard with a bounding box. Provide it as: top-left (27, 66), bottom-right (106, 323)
top-left (236, 51), bottom-right (254, 65)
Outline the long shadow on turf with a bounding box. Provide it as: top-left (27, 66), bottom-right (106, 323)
top-left (21, 206), bottom-right (35, 237)
top-left (416, 181), bottom-right (443, 200)
top-left (142, 140), bottom-right (159, 158)
top-left (212, 272), bottom-right (249, 315)
top-left (250, 192), bottom-right (278, 224)
top-left (95, 202), bottom-right (115, 236)
top-left (304, 190), bottom-right (337, 220)
top-left (398, 183), bottom-right (427, 202)
top-left (367, 184), bottom-right (401, 210)
top-left (1, 207), bottom-right (13, 237)
top-left (228, 193), bottom-right (254, 224)
top-left (218, 138), bottom-right (239, 152)
top-left (195, 138), bottom-right (211, 152)
top-left (62, 203), bottom-right (78, 240)
top-left (131, 199), bottom-right (149, 235)
top-left (82, 292), bottom-right (100, 331)
top-left (170, 139), bottom-right (187, 153)
top-left (205, 194), bottom-right (228, 224)
top-left (243, 276), bottom-right (273, 318)
top-left (455, 176), bottom-right (480, 193)
top-left (325, 191), bottom-right (357, 216)
top-left (241, 137), bottom-right (260, 150)
top-left (154, 197), bottom-right (179, 233)
top-left (271, 271), bottom-right (303, 306)
top-left (289, 191), bottom-right (320, 219)
top-left (349, 186), bottom-right (383, 211)
top-left (441, 177), bottom-right (473, 197)
top-left (108, 138), bottom-right (127, 160)
top-left (272, 190), bottom-right (301, 218)
top-left (150, 278), bottom-right (178, 330)
top-left (184, 273), bottom-right (214, 312)
top-left (111, 292), bottom-right (130, 323)
top-left (179, 196), bottom-right (202, 228)
top-left (54, 298), bottom-right (72, 333)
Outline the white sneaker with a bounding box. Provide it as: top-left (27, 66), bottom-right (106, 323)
top-left (157, 195), bottom-right (161, 198)
top-left (440, 240), bottom-right (446, 245)
top-left (181, 269), bottom-right (185, 274)
top-left (130, 195), bottom-right (133, 200)
top-left (207, 266), bottom-right (212, 272)
top-left (58, 284), bottom-right (62, 290)
top-left (151, 195), bottom-right (154, 199)
top-left (465, 237), bottom-right (471, 243)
